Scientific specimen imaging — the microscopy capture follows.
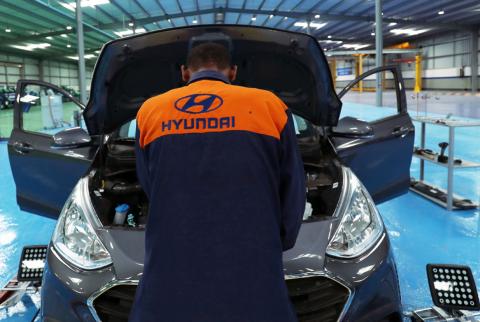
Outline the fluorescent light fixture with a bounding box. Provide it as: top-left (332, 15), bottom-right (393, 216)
top-left (269, 14), bottom-right (274, 18)
top-left (251, 15), bottom-right (257, 21)
top-left (5, 28), bottom-right (11, 33)
top-left (341, 43), bottom-right (369, 50)
top-left (67, 54), bottom-right (96, 60)
top-left (60, 0), bottom-right (109, 11)
top-left (46, 36), bottom-right (53, 40)
top-left (284, 16), bottom-right (288, 20)
top-left (319, 39), bottom-right (343, 44)
top-left (371, 32), bottom-right (375, 36)
top-left (388, 22), bottom-right (397, 26)
top-left (327, 35), bottom-right (332, 39)
top-left (168, 19), bottom-right (171, 23)
top-left (314, 14), bottom-right (320, 19)
top-left (438, 10), bottom-right (445, 15)
top-left (95, 50), bottom-right (101, 54)
top-left (294, 21), bottom-right (327, 29)
top-left (192, 18), bottom-right (198, 24)
top-left (11, 43), bottom-right (51, 51)
top-left (391, 28), bottom-right (429, 36)
top-left (67, 44), bottom-right (71, 48)
top-left (128, 22), bottom-right (134, 27)
top-left (66, 26), bottom-right (72, 30)
top-left (114, 28), bottom-right (146, 37)
top-left (61, 34), bottom-right (68, 38)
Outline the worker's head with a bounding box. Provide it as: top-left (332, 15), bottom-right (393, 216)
top-left (181, 42), bottom-right (237, 82)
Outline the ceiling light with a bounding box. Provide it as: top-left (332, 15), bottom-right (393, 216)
top-left (5, 28), bottom-right (11, 33)
top-left (438, 10), bottom-right (445, 15)
top-left (45, 36), bottom-right (53, 40)
top-left (192, 19), bottom-right (197, 24)
top-left (128, 22), bottom-right (134, 27)
top-left (371, 32), bottom-right (375, 36)
top-left (391, 28), bottom-right (429, 36)
top-left (11, 43), bottom-right (51, 51)
top-left (60, 0), bottom-right (109, 11)
top-left (168, 19), bottom-right (171, 23)
top-left (314, 14), bottom-right (320, 19)
top-left (66, 26), bottom-right (72, 30)
top-left (319, 39), bottom-right (343, 44)
top-left (67, 54), bottom-right (96, 60)
top-left (341, 43), bottom-right (369, 50)
top-left (114, 28), bottom-right (146, 37)
top-left (269, 14), bottom-right (274, 19)
top-left (67, 44), bottom-right (71, 48)
top-left (284, 17), bottom-right (288, 20)
top-left (61, 34), bottom-right (68, 38)
top-left (388, 22), bottom-right (397, 26)
top-left (294, 21), bottom-right (327, 29)
top-left (251, 15), bottom-right (257, 21)
top-left (95, 50), bottom-right (101, 54)
top-left (328, 35), bottom-right (332, 39)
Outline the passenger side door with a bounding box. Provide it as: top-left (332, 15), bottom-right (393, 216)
top-left (7, 80), bottom-right (98, 218)
top-left (331, 66), bottom-right (414, 203)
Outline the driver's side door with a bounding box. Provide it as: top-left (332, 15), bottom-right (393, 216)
top-left (331, 66), bottom-right (415, 203)
top-left (8, 80), bottom-right (98, 218)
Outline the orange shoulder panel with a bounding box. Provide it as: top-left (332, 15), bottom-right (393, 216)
top-left (137, 81), bottom-right (288, 148)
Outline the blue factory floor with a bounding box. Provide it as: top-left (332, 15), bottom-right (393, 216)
top-left (0, 92), bottom-right (479, 320)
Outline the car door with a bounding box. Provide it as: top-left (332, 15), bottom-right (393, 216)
top-left (330, 66), bottom-right (414, 204)
top-left (8, 80), bottom-right (98, 218)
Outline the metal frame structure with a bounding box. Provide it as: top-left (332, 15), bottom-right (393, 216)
top-left (0, 0), bottom-right (478, 97)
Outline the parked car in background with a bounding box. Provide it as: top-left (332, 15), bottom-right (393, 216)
top-left (0, 86), bottom-right (16, 109)
top-left (7, 25), bottom-right (414, 322)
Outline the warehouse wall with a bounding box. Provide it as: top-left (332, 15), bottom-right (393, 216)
top-left (0, 52), bottom-right (93, 91)
top-left (333, 30), bottom-right (480, 91)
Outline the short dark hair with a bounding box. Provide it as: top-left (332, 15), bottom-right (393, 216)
top-left (186, 42), bottom-right (231, 70)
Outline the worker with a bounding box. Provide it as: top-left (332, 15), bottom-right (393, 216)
top-left (130, 42), bottom-right (306, 322)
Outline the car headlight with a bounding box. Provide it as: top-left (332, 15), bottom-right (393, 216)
top-left (52, 178), bottom-right (112, 270)
top-left (326, 167), bottom-right (384, 258)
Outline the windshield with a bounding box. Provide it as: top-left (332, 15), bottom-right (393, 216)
top-left (118, 113), bottom-right (315, 140)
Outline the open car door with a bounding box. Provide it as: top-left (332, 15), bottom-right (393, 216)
top-left (331, 66), bottom-right (414, 204)
top-left (7, 80), bottom-right (97, 218)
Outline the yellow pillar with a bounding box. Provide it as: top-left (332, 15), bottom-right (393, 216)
top-left (414, 54), bottom-right (422, 93)
top-left (359, 54), bottom-right (363, 92)
top-left (330, 59), bottom-right (337, 89)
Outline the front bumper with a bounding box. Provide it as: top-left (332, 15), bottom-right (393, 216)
top-left (40, 232), bottom-right (401, 322)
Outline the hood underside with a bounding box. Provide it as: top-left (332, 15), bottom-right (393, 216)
top-left (84, 25), bottom-right (342, 135)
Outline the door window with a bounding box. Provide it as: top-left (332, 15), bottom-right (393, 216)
top-left (339, 69), bottom-right (402, 123)
top-left (20, 83), bottom-right (85, 136)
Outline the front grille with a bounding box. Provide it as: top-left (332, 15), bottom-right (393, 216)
top-left (286, 276), bottom-right (350, 322)
top-left (92, 276), bottom-right (349, 322)
top-left (92, 284), bottom-right (136, 322)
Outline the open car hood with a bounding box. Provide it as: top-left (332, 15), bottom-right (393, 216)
top-left (84, 25), bottom-right (342, 135)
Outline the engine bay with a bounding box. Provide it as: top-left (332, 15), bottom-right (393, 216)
top-left (88, 135), bottom-right (343, 228)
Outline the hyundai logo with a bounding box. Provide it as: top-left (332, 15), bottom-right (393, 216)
top-left (174, 94), bottom-right (223, 114)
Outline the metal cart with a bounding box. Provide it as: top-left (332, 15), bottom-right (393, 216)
top-left (411, 116), bottom-right (480, 211)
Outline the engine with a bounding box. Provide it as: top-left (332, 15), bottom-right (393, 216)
top-left (89, 136), bottom-right (343, 228)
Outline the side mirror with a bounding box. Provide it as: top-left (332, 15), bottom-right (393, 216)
top-left (331, 117), bottom-right (374, 138)
top-left (52, 127), bottom-right (91, 148)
